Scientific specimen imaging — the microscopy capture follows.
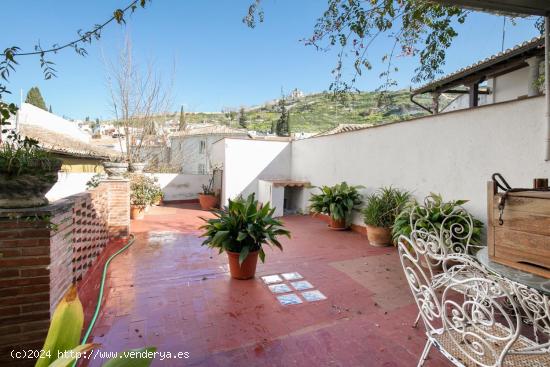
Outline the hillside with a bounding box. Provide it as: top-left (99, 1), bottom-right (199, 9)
top-left (182, 90), bottom-right (432, 133)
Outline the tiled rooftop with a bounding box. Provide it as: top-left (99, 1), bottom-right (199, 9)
top-left (81, 204), bottom-right (450, 366)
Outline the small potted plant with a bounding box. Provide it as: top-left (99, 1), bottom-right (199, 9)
top-left (362, 187), bottom-right (410, 247)
top-left (200, 193), bottom-right (290, 279)
top-left (130, 174), bottom-right (157, 219)
top-left (309, 182), bottom-right (363, 230)
top-left (198, 173), bottom-right (218, 210)
top-left (102, 156), bottom-right (128, 179)
top-left (392, 193), bottom-right (484, 254)
top-left (0, 130), bottom-right (62, 208)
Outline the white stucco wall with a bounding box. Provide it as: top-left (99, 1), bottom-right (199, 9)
top-left (46, 172), bottom-right (96, 201)
top-left (46, 172), bottom-right (210, 202)
top-left (147, 173), bottom-right (210, 201)
top-left (218, 139), bottom-right (291, 205)
top-left (290, 96), bottom-right (549, 225)
top-left (493, 67), bottom-right (529, 103)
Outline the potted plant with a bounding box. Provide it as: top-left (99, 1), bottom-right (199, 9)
top-left (309, 182), bottom-right (364, 230)
top-left (152, 188), bottom-right (164, 206)
top-left (200, 193), bottom-right (290, 279)
top-left (198, 173), bottom-right (218, 210)
top-left (362, 187), bottom-right (410, 247)
top-left (392, 193), bottom-right (484, 254)
top-left (130, 174), bottom-right (157, 219)
top-left (102, 156), bottom-right (128, 179)
top-left (0, 131), bottom-right (62, 208)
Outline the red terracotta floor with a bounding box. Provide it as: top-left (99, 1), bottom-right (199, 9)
top-left (84, 204), bottom-right (451, 366)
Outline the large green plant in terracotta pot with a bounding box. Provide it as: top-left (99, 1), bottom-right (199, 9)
top-left (200, 193), bottom-right (290, 279)
top-left (362, 187), bottom-right (410, 247)
top-left (0, 130), bottom-right (61, 208)
top-left (309, 182), bottom-right (363, 230)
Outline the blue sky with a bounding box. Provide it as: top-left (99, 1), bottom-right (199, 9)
top-left (2, 0), bottom-right (542, 120)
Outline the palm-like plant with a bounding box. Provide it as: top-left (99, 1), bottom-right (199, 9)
top-left (362, 187), bottom-right (411, 228)
top-left (309, 182), bottom-right (364, 225)
top-left (200, 193), bottom-right (290, 265)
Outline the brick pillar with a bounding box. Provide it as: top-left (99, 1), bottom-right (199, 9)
top-left (0, 202), bottom-right (73, 366)
top-left (0, 179), bottom-right (129, 366)
top-left (99, 179), bottom-right (130, 238)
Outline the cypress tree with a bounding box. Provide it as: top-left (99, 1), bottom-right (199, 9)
top-left (179, 105), bottom-right (187, 131)
top-left (238, 107), bottom-right (248, 129)
top-left (25, 87), bottom-right (47, 110)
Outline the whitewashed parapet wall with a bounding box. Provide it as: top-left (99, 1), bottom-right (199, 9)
top-left (47, 173), bottom-right (210, 202)
top-left (291, 95), bottom-right (550, 224)
top-left (211, 138), bottom-right (291, 205)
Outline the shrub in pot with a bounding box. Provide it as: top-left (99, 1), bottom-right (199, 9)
top-left (309, 182), bottom-right (363, 230)
top-left (362, 187), bottom-right (410, 247)
top-left (0, 131), bottom-right (62, 208)
top-left (200, 193), bottom-right (290, 279)
top-left (198, 173), bottom-right (218, 210)
top-left (392, 193), bottom-right (484, 254)
top-left (130, 174), bottom-right (160, 219)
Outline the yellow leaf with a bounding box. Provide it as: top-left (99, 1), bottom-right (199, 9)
top-left (35, 286), bottom-right (84, 367)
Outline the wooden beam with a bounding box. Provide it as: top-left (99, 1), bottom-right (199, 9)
top-left (469, 83), bottom-right (479, 108)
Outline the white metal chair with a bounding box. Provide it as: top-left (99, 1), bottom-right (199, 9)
top-left (399, 231), bottom-right (550, 367)
top-left (408, 197), bottom-right (482, 327)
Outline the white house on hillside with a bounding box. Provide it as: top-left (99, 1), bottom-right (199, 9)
top-left (169, 124), bottom-right (249, 174)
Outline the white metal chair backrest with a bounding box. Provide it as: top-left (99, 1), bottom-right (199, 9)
top-left (398, 232), bottom-right (522, 367)
top-left (512, 283), bottom-right (550, 344)
top-left (408, 196), bottom-right (480, 259)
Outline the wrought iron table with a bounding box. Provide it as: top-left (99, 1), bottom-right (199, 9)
top-left (477, 247), bottom-right (550, 296)
top-left (477, 247), bottom-right (550, 344)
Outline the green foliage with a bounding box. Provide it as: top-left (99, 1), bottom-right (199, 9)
top-left (244, 1), bottom-right (480, 93)
top-left (178, 105), bottom-right (186, 131)
top-left (362, 187), bottom-right (410, 228)
top-left (238, 107), bottom-right (248, 129)
top-left (130, 174), bottom-right (162, 207)
top-left (309, 182), bottom-right (364, 225)
top-left (0, 128), bottom-right (60, 176)
top-left (178, 90), bottom-right (430, 133)
top-left (273, 95), bottom-right (290, 136)
top-left (200, 193), bottom-right (290, 265)
top-left (25, 86), bottom-right (47, 110)
top-left (86, 173), bottom-right (106, 190)
top-left (392, 193), bottom-right (484, 251)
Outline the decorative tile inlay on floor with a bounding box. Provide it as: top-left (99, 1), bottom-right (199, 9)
top-left (261, 275), bottom-right (283, 284)
top-left (276, 293), bottom-right (303, 305)
top-left (301, 290), bottom-right (327, 302)
top-left (281, 272), bottom-right (303, 280)
top-left (261, 272), bottom-right (327, 306)
top-left (291, 280), bottom-right (313, 291)
top-left (268, 283), bottom-right (292, 294)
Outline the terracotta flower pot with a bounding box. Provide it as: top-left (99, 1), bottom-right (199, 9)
top-left (366, 225), bottom-right (392, 247)
top-left (227, 250), bottom-right (259, 279)
top-left (330, 217), bottom-right (348, 230)
top-left (198, 194), bottom-right (218, 210)
top-left (130, 205), bottom-right (145, 220)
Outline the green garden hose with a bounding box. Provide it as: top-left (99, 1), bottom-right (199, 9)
top-left (72, 234), bottom-right (137, 366)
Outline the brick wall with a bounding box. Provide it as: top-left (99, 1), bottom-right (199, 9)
top-left (0, 179), bottom-right (129, 366)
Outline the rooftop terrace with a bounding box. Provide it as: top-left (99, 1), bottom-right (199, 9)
top-left (79, 204), bottom-right (450, 367)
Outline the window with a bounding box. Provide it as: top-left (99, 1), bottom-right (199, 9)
top-left (198, 163), bottom-right (206, 174)
top-left (199, 140), bottom-right (206, 154)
